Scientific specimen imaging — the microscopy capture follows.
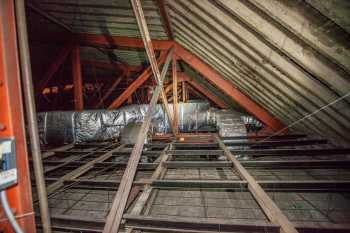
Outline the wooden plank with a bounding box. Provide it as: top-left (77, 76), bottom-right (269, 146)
top-left (130, 0), bottom-right (175, 136)
top-left (128, 144), bottom-right (171, 218)
top-left (102, 48), bottom-right (174, 233)
top-left (124, 215), bottom-right (279, 233)
top-left (215, 135), bottom-right (298, 233)
top-left (42, 143), bottom-right (74, 159)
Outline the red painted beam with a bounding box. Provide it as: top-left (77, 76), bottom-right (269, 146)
top-left (77, 33), bottom-right (173, 50)
top-left (178, 73), bottom-right (229, 109)
top-left (75, 34), bottom-right (284, 130)
top-left (36, 42), bottom-right (74, 93)
top-left (0, 1), bottom-right (36, 232)
top-left (174, 43), bottom-right (285, 131)
top-left (108, 51), bottom-right (167, 109)
top-left (72, 45), bottom-right (84, 110)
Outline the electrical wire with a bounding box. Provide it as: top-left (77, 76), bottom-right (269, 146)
top-left (0, 144), bottom-right (23, 233)
top-left (256, 92), bottom-right (350, 144)
top-left (0, 191), bottom-right (24, 233)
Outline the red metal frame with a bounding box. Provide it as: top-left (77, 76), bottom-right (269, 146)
top-left (77, 33), bottom-right (173, 50)
top-left (35, 32), bottom-right (284, 130)
top-left (177, 72), bottom-right (229, 109)
top-left (108, 51), bottom-right (167, 109)
top-left (72, 45), bottom-right (84, 110)
top-left (174, 43), bottom-right (285, 131)
top-left (76, 34), bottom-right (284, 131)
top-left (0, 1), bottom-right (36, 232)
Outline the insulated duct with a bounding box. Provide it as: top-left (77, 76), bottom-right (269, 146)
top-left (38, 102), bottom-right (258, 145)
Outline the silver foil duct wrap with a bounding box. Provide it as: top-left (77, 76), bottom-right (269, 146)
top-left (38, 102), bottom-right (213, 144)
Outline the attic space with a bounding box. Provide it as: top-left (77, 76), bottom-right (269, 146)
top-left (0, 1), bottom-right (350, 233)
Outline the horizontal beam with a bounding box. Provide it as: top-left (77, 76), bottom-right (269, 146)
top-left (124, 214), bottom-right (279, 233)
top-left (223, 134), bottom-right (307, 141)
top-left (225, 139), bottom-right (328, 148)
top-left (45, 214), bottom-right (350, 233)
top-left (241, 159), bottom-right (350, 169)
top-left (152, 179), bottom-right (350, 191)
top-left (173, 139), bottom-right (328, 148)
top-left (124, 214), bottom-right (350, 233)
top-left (168, 150), bottom-right (224, 156)
top-left (164, 161), bottom-right (232, 168)
top-left (39, 159), bottom-right (350, 170)
top-left (230, 148), bottom-right (350, 156)
top-left (77, 33), bottom-right (173, 50)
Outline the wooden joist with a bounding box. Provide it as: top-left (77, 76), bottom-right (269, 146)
top-left (215, 135), bottom-right (299, 233)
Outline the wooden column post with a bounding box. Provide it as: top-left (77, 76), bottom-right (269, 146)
top-left (182, 81), bottom-right (187, 102)
top-left (172, 55), bottom-right (179, 134)
top-left (72, 44), bottom-right (83, 110)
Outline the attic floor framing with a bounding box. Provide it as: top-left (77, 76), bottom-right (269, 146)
top-left (32, 134), bottom-right (350, 233)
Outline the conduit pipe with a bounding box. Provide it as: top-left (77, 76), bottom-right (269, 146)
top-left (15, 1), bottom-right (52, 232)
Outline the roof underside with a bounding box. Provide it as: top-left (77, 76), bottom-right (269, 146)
top-left (31, 0), bottom-right (350, 145)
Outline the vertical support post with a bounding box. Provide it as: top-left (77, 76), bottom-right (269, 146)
top-left (182, 81), bottom-right (187, 103)
top-left (0, 1), bottom-right (36, 232)
top-left (15, 0), bottom-right (52, 232)
top-left (72, 45), bottom-right (83, 110)
top-left (172, 55), bottom-right (179, 134)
